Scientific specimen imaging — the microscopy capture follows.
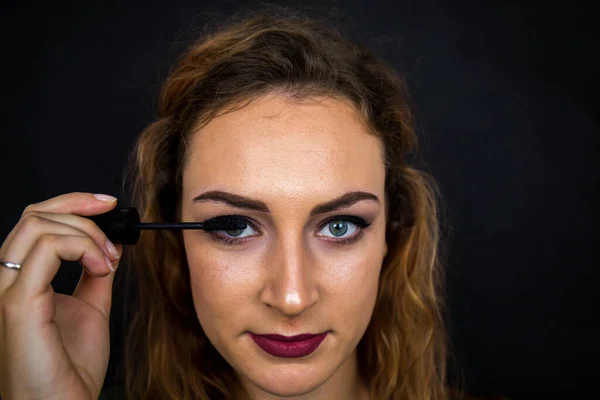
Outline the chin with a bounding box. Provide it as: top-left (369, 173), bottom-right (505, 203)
top-left (246, 363), bottom-right (330, 397)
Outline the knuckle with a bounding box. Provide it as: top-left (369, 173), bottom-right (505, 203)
top-left (78, 235), bottom-right (98, 253)
top-left (38, 234), bottom-right (60, 249)
top-left (83, 235), bottom-right (97, 248)
top-left (82, 217), bottom-right (101, 236)
top-left (20, 213), bottom-right (44, 232)
top-left (86, 222), bottom-right (110, 251)
top-left (22, 203), bottom-right (38, 216)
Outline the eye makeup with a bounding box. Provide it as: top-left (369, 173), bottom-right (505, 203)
top-left (202, 214), bottom-right (373, 247)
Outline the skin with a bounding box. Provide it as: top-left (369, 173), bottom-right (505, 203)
top-left (180, 93), bottom-right (388, 400)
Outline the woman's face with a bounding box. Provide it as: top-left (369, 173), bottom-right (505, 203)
top-left (181, 94), bottom-right (387, 398)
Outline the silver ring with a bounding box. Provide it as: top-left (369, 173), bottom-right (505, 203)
top-left (0, 260), bottom-right (21, 270)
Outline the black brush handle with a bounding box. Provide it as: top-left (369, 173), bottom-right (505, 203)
top-left (88, 207), bottom-right (141, 245)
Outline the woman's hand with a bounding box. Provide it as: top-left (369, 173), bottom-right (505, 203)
top-left (0, 192), bottom-right (123, 400)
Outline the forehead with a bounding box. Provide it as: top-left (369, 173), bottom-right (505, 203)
top-left (182, 95), bottom-right (385, 199)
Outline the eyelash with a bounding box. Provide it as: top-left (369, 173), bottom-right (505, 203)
top-left (205, 215), bottom-right (372, 247)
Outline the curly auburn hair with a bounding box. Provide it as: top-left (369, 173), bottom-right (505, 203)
top-left (116, 6), bottom-right (462, 400)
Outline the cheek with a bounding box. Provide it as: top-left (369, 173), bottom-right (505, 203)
top-left (186, 244), bottom-right (263, 322)
top-left (321, 248), bottom-right (383, 313)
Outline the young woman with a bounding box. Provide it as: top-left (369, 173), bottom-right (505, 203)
top-left (0, 9), bottom-right (473, 400)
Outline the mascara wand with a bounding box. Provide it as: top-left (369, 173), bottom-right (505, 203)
top-left (87, 207), bottom-right (247, 245)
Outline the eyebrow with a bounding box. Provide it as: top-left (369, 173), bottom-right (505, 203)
top-left (192, 190), bottom-right (380, 216)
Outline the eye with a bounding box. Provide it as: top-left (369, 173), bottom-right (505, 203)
top-left (205, 214), bottom-right (372, 247)
top-left (317, 215), bottom-right (371, 245)
top-left (204, 215), bottom-right (259, 245)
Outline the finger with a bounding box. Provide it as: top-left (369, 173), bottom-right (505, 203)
top-left (8, 211), bottom-right (120, 262)
top-left (73, 244), bottom-right (123, 318)
top-left (0, 214), bottom-right (118, 294)
top-left (10, 234), bottom-right (114, 299)
top-left (0, 192), bottom-right (117, 262)
top-left (22, 192), bottom-right (117, 216)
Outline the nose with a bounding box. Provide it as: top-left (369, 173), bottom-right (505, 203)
top-left (260, 234), bottom-right (319, 317)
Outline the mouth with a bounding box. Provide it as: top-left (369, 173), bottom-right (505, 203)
top-left (249, 332), bottom-right (329, 358)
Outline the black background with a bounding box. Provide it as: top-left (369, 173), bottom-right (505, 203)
top-left (2, 1), bottom-right (599, 399)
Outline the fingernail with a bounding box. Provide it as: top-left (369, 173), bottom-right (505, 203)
top-left (105, 255), bottom-right (115, 272)
top-left (105, 239), bottom-right (119, 260)
top-left (93, 194), bottom-right (117, 202)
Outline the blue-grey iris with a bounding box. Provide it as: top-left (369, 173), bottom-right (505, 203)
top-left (329, 220), bottom-right (348, 236)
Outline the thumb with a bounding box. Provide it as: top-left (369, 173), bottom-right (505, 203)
top-left (72, 244), bottom-right (122, 319)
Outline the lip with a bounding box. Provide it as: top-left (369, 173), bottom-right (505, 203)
top-left (249, 332), bottom-right (328, 358)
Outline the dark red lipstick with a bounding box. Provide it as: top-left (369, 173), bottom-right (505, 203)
top-left (249, 332), bottom-right (328, 358)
